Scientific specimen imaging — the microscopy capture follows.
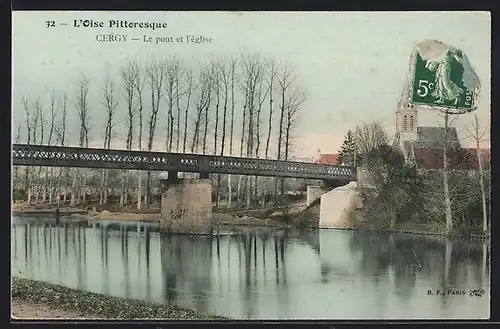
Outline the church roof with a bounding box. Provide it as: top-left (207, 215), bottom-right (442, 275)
top-left (415, 126), bottom-right (461, 148)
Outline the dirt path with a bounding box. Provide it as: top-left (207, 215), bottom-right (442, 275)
top-left (11, 299), bottom-right (102, 320)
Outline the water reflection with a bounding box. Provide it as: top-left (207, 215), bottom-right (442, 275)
top-left (11, 216), bottom-right (489, 319)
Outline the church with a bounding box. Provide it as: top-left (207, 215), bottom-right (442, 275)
top-left (392, 88), bottom-right (490, 171)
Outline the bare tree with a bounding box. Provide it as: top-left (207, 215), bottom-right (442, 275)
top-left (275, 65), bottom-right (295, 204)
top-left (227, 57), bottom-right (238, 208)
top-left (145, 58), bottom-right (166, 208)
top-left (100, 72), bottom-right (119, 205)
top-left (191, 91), bottom-right (204, 153)
top-left (262, 60), bottom-right (277, 206)
top-left (419, 153), bottom-right (478, 234)
top-left (34, 99), bottom-right (44, 144)
top-left (278, 89), bottom-right (305, 201)
top-left (354, 121), bottom-right (389, 155)
top-left (201, 65), bottom-right (213, 155)
top-left (208, 61), bottom-right (222, 203)
top-left (30, 99), bottom-right (40, 204)
top-left (253, 68), bottom-right (270, 206)
top-left (47, 90), bottom-right (57, 205)
top-left (240, 54), bottom-right (266, 208)
top-left (265, 60), bottom-right (277, 159)
top-left (191, 67), bottom-right (212, 153)
top-left (182, 70), bottom-right (194, 153)
top-left (121, 62), bottom-right (136, 206)
top-left (47, 91), bottom-right (56, 144)
top-left (56, 93), bottom-right (68, 206)
top-left (22, 97), bottom-right (32, 204)
top-left (76, 75), bottom-right (91, 148)
top-left (33, 98), bottom-right (44, 204)
top-left (122, 63), bottom-right (136, 151)
top-left (72, 74), bottom-right (91, 206)
top-left (465, 114), bottom-right (490, 235)
top-left (99, 120), bottom-right (108, 206)
top-left (13, 120), bottom-right (22, 195)
top-left (14, 120), bottom-right (22, 146)
top-left (165, 57), bottom-right (181, 152)
top-left (283, 90), bottom-right (305, 160)
top-left (216, 59), bottom-right (231, 207)
top-left (175, 65), bottom-right (189, 153)
top-left (237, 84), bottom-right (248, 205)
top-left (29, 98), bottom-right (38, 203)
top-left (211, 60), bottom-right (221, 156)
top-left (130, 59), bottom-right (147, 209)
top-left (22, 97), bottom-right (31, 144)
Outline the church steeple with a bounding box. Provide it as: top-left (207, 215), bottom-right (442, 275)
top-left (395, 82), bottom-right (418, 135)
top-left (394, 80), bottom-right (419, 162)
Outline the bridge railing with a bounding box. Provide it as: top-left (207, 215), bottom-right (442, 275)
top-left (12, 144), bottom-right (357, 181)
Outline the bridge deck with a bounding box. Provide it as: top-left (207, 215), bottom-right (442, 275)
top-left (12, 144), bottom-right (356, 181)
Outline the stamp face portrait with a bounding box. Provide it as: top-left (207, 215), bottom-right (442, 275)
top-left (11, 10), bottom-right (490, 321)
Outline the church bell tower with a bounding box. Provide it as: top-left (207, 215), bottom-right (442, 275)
top-left (395, 84), bottom-right (418, 143)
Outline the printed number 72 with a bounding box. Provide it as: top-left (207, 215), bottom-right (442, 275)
top-left (46, 21), bottom-right (55, 28)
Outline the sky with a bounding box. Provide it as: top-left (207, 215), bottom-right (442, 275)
top-left (12, 11), bottom-right (491, 159)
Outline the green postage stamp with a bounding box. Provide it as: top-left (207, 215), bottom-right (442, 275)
top-left (409, 39), bottom-right (480, 113)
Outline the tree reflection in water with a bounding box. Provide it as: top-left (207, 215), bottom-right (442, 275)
top-left (10, 218), bottom-right (489, 319)
top-left (348, 231), bottom-right (489, 306)
top-left (160, 233), bottom-right (213, 312)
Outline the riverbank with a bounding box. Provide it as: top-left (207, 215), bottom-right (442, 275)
top-left (350, 209), bottom-right (490, 240)
top-left (12, 201), bottom-right (304, 228)
top-left (12, 201), bottom-right (488, 240)
top-left (12, 202), bottom-right (160, 221)
top-left (11, 277), bottom-right (226, 320)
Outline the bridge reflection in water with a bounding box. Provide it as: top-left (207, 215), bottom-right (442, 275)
top-left (11, 217), bottom-right (489, 319)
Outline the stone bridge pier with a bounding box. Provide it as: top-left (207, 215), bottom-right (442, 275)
top-left (306, 179), bottom-right (348, 207)
top-left (160, 171), bottom-right (213, 234)
top-left (306, 185), bottom-right (331, 207)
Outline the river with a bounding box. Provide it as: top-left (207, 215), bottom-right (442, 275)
top-left (11, 215), bottom-right (490, 319)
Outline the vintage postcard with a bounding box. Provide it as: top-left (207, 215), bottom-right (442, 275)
top-left (11, 11), bottom-right (490, 320)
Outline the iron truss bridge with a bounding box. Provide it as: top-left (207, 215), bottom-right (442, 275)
top-left (12, 144), bottom-right (357, 181)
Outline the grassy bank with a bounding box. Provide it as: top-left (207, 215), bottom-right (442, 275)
top-left (11, 277), bottom-right (226, 320)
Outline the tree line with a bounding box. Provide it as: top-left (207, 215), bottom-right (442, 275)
top-left (339, 118), bottom-right (490, 237)
top-left (13, 54), bottom-right (307, 210)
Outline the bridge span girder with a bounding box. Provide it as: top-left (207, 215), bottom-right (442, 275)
top-left (12, 144), bottom-right (357, 181)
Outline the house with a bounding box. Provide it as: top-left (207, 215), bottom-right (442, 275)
top-left (413, 147), bottom-right (491, 171)
top-left (315, 154), bottom-right (341, 165)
